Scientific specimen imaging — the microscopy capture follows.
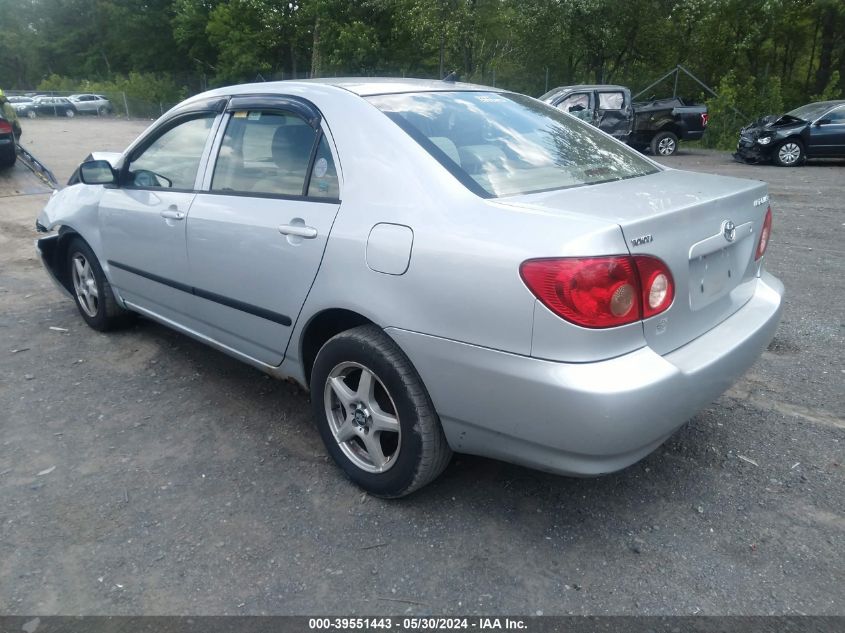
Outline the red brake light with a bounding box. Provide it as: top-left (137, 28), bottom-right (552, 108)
top-left (520, 255), bottom-right (674, 329)
top-left (634, 255), bottom-right (675, 319)
top-left (0, 120), bottom-right (12, 135)
top-left (701, 113), bottom-right (709, 127)
top-left (755, 206), bottom-right (772, 260)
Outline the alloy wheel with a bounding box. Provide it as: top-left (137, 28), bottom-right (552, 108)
top-left (323, 361), bottom-right (401, 473)
top-left (71, 253), bottom-right (99, 317)
top-left (657, 137), bottom-right (676, 155)
top-left (778, 142), bottom-right (801, 165)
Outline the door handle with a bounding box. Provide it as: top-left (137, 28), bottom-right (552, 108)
top-left (278, 224), bottom-right (317, 239)
top-left (160, 208), bottom-right (185, 220)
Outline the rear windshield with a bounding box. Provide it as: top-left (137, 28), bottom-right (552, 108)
top-left (368, 91), bottom-right (658, 198)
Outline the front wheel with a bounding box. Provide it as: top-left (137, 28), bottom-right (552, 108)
top-left (651, 131), bottom-right (679, 156)
top-left (66, 237), bottom-right (132, 331)
top-left (774, 140), bottom-right (803, 166)
top-left (311, 325), bottom-right (452, 498)
top-left (27, 110), bottom-right (36, 119)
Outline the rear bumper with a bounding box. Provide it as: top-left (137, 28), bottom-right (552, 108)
top-left (387, 271), bottom-right (784, 476)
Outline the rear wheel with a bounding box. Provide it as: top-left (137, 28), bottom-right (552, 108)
top-left (26, 110), bottom-right (36, 119)
top-left (65, 109), bottom-right (75, 118)
top-left (651, 131), bottom-right (679, 156)
top-left (311, 325), bottom-right (452, 498)
top-left (0, 147), bottom-right (15, 169)
top-left (97, 105), bottom-right (109, 116)
top-left (774, 139), bottom-right (803, 166)
top-left (66, 237), bottom-right (132, 331)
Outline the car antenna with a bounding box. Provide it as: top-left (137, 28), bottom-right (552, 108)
top-left (442, 70), bottom-right (460, 82)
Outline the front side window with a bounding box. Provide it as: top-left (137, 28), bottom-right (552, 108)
top-left (127, 114), bottom-right (215, 189)
top-left (369, 91), bottom-right (658, 198)
top-left (825, 107), bottom-right (845, 122)
top-left (211, 110), bottom-right (330, 197)
top-left (558, 92), bottom-right (591, 114)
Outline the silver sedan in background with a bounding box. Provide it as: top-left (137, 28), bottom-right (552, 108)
top-left (36, 79), bottom-right (783, 497)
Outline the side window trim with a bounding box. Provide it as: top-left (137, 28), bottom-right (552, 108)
top-left (121, 111), bottom-right (222, 192)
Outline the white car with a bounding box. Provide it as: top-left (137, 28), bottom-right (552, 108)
top-left (69, 94), bottom-right (113, 115)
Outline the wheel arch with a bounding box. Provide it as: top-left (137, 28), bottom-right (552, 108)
top-left (49, 226), bottom-right (84, 293)
top-left (299, 308), bottom-right (377, 387)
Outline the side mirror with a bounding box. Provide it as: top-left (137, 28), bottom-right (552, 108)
top-left (79, 160), bottom-right (117, 185)
top-left (815, 118), bottom-right (831, 126)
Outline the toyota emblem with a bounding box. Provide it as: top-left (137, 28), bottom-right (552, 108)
top-left (722, 220), bottom-right (736, 242)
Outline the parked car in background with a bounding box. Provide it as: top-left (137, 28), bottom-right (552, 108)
top-left (37, 79), bottom-right (781, 497)
top-left (9, 96), bottom-right (37, 119)
top-left (540, 84), bottom-right (709, 155)
top-left (0, 114), bottom-right (17, 168)
top-left (735, 100), bottom-right (845, 166)
top-left (69, 94), bottom-right (113, 116)
top-left (32, 96), bottom-right (77, 117)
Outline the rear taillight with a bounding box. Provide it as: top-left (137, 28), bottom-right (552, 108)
top-left (755, 206), bottom-right (773, 260)
top-left (0, 120), bottom-right (12, 135)
top-left (701, 113), bottom-right (709, 127)
top-left (520, 255), bottom-right (674, 329)
top-left (634, 255), bottom-right (675, 318)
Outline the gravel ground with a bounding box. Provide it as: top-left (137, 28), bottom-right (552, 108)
top-left (0, 118), bottom-right (842, 616)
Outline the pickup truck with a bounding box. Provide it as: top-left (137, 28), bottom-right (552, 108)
top-left (539, 84), bottom-right (708, 156)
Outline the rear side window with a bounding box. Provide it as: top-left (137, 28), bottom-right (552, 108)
top-left (598, 92), bottom-right (624, 110)
top-left (369, 91), bottom-right (658, 198)
top-left (211, 110), bottom-right (337, 198)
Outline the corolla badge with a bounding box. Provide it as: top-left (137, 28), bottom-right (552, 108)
top-left (753, 194), bottom-right (769, 207)
top-left (722, 220), bottom-right (737, 242)
top-left (630, 234), bottom-right (653, 247)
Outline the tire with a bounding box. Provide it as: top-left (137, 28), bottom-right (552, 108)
top-left (651, 131), bottom-right (679, 156)
top-left (311, 325), bottom-right (452, 498)
top-left (66, 237), bottom-right (132, 331)
top-left (0, 147), bottom-right (15, 169)
top-left (65, 109), bottom-right (75, 118)
top-left (97, 105), bottom-right (108, 116)
top-left (774, 139), bottom-right (804, 167)
top-left (27, 110), bottom-right (36, 119)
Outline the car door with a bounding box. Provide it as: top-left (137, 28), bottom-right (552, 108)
top-left (595, 89), bottom-right (633, 142)
top-left (808, 105), bottom-right (845, 156)
top-left (554, 92), bottom-right (595, 123)
top-left (99, 110), bottom-right (221, 323)
top-left (185, 96), bottom-right (341, 366)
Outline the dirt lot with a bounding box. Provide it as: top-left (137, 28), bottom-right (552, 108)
top-left (1, 118), bottom-right (843, 616)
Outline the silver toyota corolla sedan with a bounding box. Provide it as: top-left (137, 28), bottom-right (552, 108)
top-left (36, 78), bottom-right (783, 497)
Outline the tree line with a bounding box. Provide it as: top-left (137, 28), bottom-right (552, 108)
top-left (1, 0), bottom-right (843, 144)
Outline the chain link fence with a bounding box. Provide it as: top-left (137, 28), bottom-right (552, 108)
top-left (5, 89), bottom-right (179, 120)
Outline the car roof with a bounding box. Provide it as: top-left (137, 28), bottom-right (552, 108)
top-left (208, 77), bottom-right (499, 98)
